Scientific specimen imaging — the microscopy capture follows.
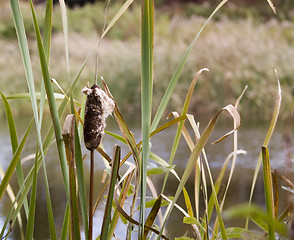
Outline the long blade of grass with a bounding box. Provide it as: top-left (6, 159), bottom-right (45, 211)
top-left (164, 112), bottom-right (196, 219)
top-left (30, 0), bottom-right (69, 197)
top-left (43, 170), bottom-right (58, 240)
top-left (262, 147), bottom-right (275, 240)
top-left (25, 148), bottom-right (38, 240)
top-left (186, 115), bottom-right (209, 237)
top-left (100, 145), bottom-right (121, 240)
top-left (105, 131), bottom-right (127, 144)
top-left (74, 117), bottom-right (89, 240)
top-left (61, 203), bottom-right (70, 240)
top-left (246, 72), bottom-right (281, 228)
top-left (219, 86), bottom-right (247, 206)
top-left (43, 0), bottom-right (52, 59)
top-left (107, 169), bottom-right (135, 240)
top-left (187, 114), bottom-right (235, 239)
top-left (161, 68), bottom-right (208, 192)
top-left (210, 87), bottom-right (247, 238)
top-left (39, 2), bottom-right (59, 239)
top-left (151, 0), bottom-right (229, 131)
top-left (140, 0), bottom-right (154, 236)
top-left (9, 0), bottom-right (40, 129)
top-left (58, 0), bottom-right (70, 77)
top-left (0, 120), bottom-right (33, 202)
top-left (10, 0), bottom-right (45, 190)
top-left (0, 92), bottom-right (29, 218)
top-left (39, 0), bottom-right (53, 124)
top-left (63, 114), bottom-right (81, 240)
top-left (158, 104), bottom-right (240, 239)
top-left (101, 0), bottom-right (134, 39)
top-left (31, 3), bottom-right (68, 239)
top-left (10, 4), bottom-right (50, 235)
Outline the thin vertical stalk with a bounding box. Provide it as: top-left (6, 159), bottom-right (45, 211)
top-left (63, 114), bottom-right (81, 240)
top-left (140, 0), bottom-right (154, 237)
top-left (89, 150), bottom-right (94, 240)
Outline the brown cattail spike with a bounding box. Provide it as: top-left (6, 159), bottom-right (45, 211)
top-left (82, 84), bottom-right (114, 151)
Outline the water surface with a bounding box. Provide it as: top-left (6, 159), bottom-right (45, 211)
top-left (0, 115), bottom-right (291, 239)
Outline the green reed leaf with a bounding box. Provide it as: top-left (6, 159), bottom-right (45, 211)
top-left (100, 145), bottom-right (121, 240)
top-left (74, 117), bottom-right (89, 240)
top-left (105, 131), bottom-right (127, 144)
top-left (247, 73), bottom-right (281, 228)
top-left (101, 0), bottom-right (135, 39)
top-left (147, 165), bottom-right (175, 176)
top-left (262, 147), bottom-right (275, 240)
top-left (161, 68), bottom-right (208, 192)
top-left (61, 203), bottom-right (70, 240)
top-left (39, 2), bottom-right (58, 239)
top-left (0, 92), bottom-right (29, 218)
top-left (0, 120), bottom-right (33, 202)
top-left (30, 0), bottom-right (69, 197)
top-left (58, 0), bottom-right (70, 76)
top-left (107, 169), bottom-right (135, 240)
top-left (10, 0), bottom-right (45, 186)
top-left (151, 0), bottom-right (229, 131)
top-left (140, 0), bottom-right (154, 236)
top-left (63, 114), bottom-right (81, 240)
top-left (25, 149), bottom-right (38, 240)
top-left (10, 3), bottom-right (48, 235)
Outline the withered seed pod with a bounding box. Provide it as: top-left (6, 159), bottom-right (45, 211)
top-left (82, 83), bottom-right (114, 151)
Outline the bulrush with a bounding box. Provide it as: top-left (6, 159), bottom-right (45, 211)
top-left (82, 83), bottom-right (115, 150)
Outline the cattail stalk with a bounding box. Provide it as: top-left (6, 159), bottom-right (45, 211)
top-left (82, 83), bottom-right (114, 240)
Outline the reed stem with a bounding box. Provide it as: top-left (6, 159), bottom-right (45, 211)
top-left (89, 150), bottom-right (94, 240)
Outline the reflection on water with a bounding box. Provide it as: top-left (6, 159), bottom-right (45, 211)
top-left (0, 116), bottom-right (291, 239)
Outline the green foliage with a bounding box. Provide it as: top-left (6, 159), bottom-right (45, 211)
top-left (147, 165), bottom-right (175, 176)
top-left (183, 217), bottom-right (198, 225)
top-left (175, 237), bottom-right (195, 240)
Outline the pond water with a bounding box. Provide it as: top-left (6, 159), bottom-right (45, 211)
top-left (0, 115), bottom-right (292, 239)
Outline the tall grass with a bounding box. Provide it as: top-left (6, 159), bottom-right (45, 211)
top-left (0, 0), bottom-right (292, 239)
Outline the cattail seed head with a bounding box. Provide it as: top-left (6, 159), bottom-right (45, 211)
top-left (82, 84), bottom-right (115, 151)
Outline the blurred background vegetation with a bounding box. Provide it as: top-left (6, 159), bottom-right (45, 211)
top-left (1, 0), bottom-right (294, 122)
